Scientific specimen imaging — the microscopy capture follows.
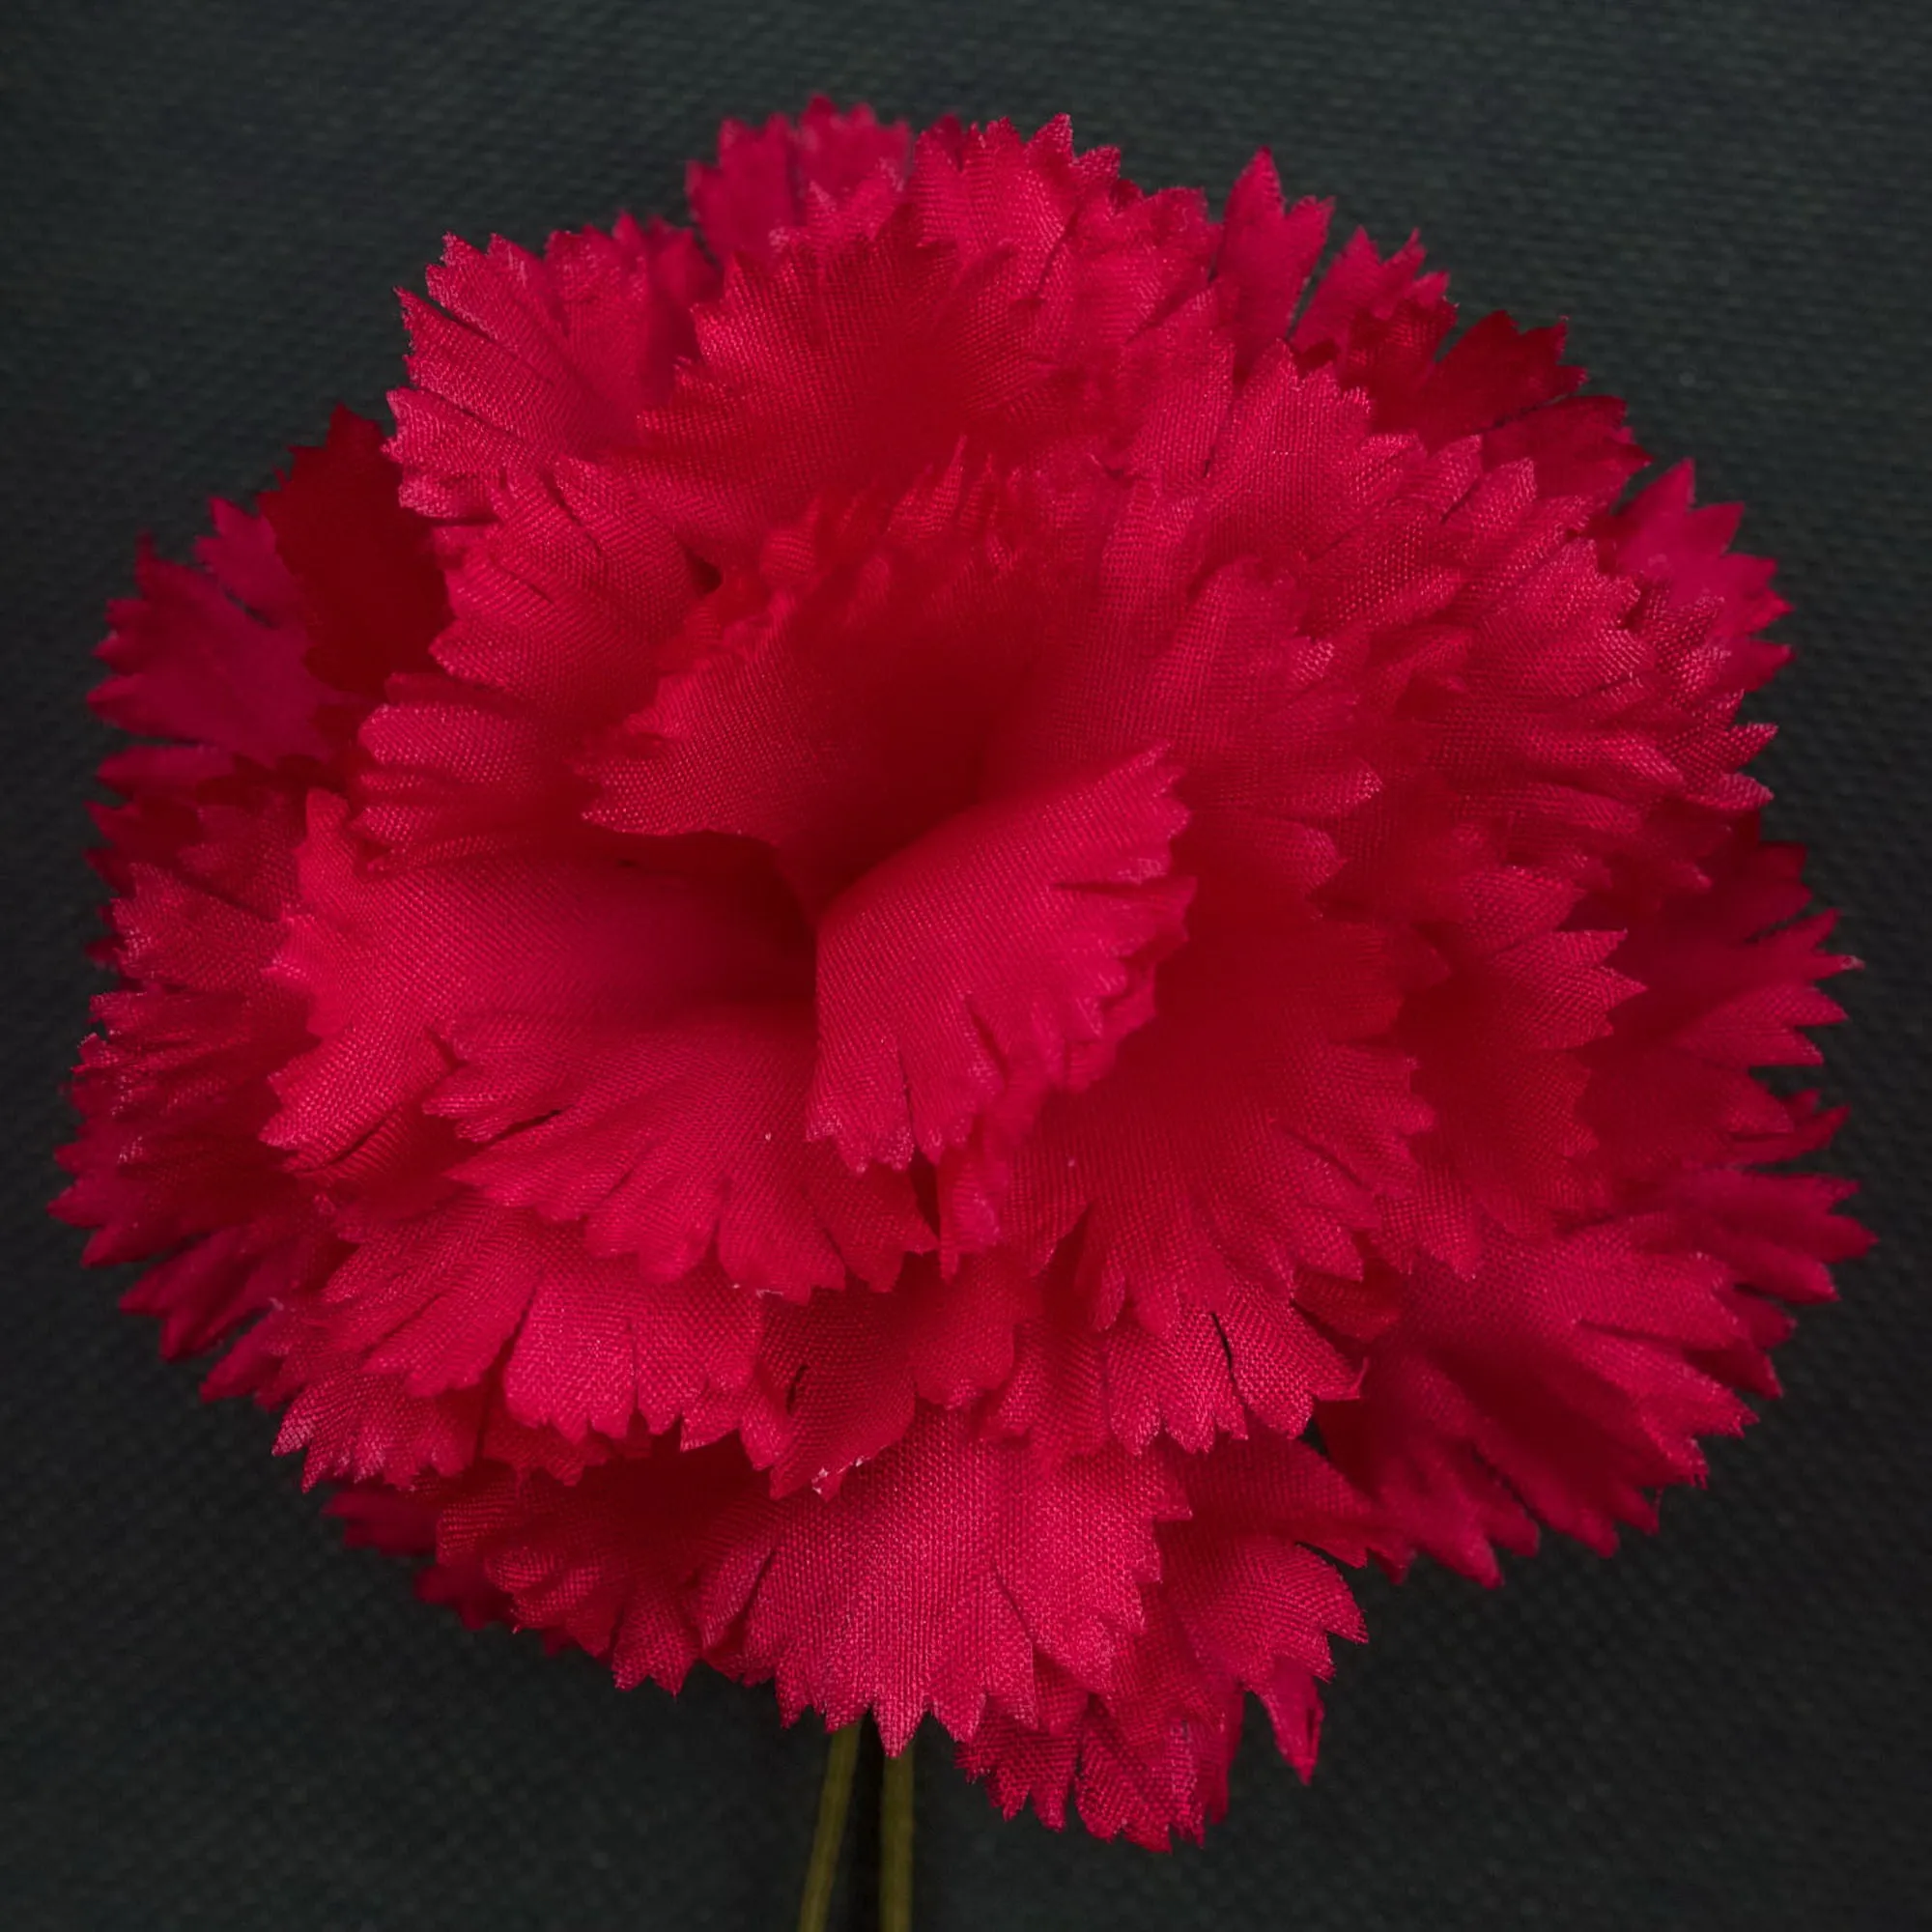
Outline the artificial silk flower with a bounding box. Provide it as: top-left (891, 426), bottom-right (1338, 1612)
top-left (60, 99), bottom-right (1864, 1874)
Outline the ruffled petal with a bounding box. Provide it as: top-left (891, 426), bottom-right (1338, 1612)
top-left (1212, 152), bottom-right (1328, 374)
top-left (688, 97), bottom-right (911, 267)
top-left (56, 781), bottom-right (313, 1265)
top-left (261, 407), bottom-right (448, 697)
top-left (1322, 1219), bottom-right (1760, 1579)
top-left (809, 752), bottom-right (1191, 1178)
top-left (264, 794), bottom-right (801, 1192)
top-left (719, 1249), bottom-right (1037, 1494)
top-left (696, 1406), bottom-right (1187, 1751)
top-left (390, 216), bottom-right (716, 521)
top-left (94, 513), bottom-right (329, 766)
top-left (959, 1433), bottom-right (1378, 1845)
top-left (587, 462), bottom-right (1050, 902)
top-left (309, 1194), bottom-right (763, 1440)
top-left (434, 1001), bottom-right (930, 1294)
top-left (428, 1435), bottom-right (756, 1690)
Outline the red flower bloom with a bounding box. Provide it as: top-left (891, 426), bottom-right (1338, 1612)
top-left (60, 101), bottom-right (1865, 1846)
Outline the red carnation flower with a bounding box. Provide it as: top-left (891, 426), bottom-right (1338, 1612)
top-left (60, 100), bottom-right (1865, 1849)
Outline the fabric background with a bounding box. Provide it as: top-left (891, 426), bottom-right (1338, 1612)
top-left (2, 3), bottom-right (1926, 1926)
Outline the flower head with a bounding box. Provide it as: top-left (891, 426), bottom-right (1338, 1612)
top-left (60, 101), bottom-right (1865, 1845)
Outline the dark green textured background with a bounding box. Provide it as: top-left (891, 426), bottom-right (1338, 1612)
top-left (2, 4), bottom-right (1926, 1925)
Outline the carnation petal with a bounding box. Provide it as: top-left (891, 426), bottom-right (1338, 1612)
top-left (808, 752), bottom-right (1192, 1179)
top-left (390, 217), bottom-right (715, 522)
top-left (95, 519), bottom-right (330, 766)
top-left (265, 795), bottom-right (797, 1189)
top-left (723, 1250), bottom-right (1038, 1495)
top-left (435, 1002), bottom-right (931, 1294)
top-left (1214, 152), bottom-right (1329, 374)
top-left (1321, 1221), bottom-right (1756, 1579)
top-left (959, 1434), bottom-right (1378, 1843)
top-left (697, 1406), bottom-right (1187, 1751)
top-left (261, 407), bottom-right (448, 697)
top-left (429, 1437), bottom-right (756, 1690)
top-left (687, 97), bottom-right (911, 267)
top-left (431, 458), bottom-right (695, 723)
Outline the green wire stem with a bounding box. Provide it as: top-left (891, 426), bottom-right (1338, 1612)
top-left (880, 1732), bottom-right (916, 1932)
top-left (796, 1722), bottom-right (862, 1932)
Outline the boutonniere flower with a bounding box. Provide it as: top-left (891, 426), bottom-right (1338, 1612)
top-left (60, 101), bottom-right (1864, 1922)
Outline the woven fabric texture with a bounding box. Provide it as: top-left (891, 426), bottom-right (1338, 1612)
top-left (2, 3), bottom-right (1926, 1926)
